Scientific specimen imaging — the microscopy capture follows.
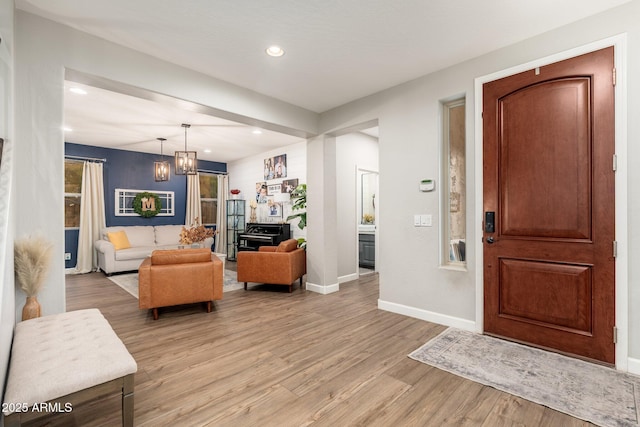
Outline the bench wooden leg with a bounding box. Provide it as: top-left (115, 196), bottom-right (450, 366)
top-left (152, 308), bottom-right (159, 320)
top-left (122, 374), bottom-right (135, 427)
top-left (206, 301), bottom-right (212, 313)
top-left (244, 282), bottom-right (248, 290)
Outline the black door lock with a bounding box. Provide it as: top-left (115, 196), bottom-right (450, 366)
top-left (485, 212), bottom-right (495, 233)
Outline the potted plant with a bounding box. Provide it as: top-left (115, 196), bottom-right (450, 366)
top-left (14, 234), bottom-right (54, 320)
top-left (286, 183), bottom-right (307, 248)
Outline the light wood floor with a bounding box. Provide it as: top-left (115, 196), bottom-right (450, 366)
top-left (41, 269), bottom-right (594, 426)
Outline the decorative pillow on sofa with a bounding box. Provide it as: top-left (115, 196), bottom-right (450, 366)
top-left (275, 239), bottom-right (298, 253)
top-left (107, 230), bottom-right (131, 251)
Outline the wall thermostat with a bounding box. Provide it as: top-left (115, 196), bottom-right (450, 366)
top-left (420, 179), bottom-right (435, 192)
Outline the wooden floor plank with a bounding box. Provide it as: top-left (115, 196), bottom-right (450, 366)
top-left (310, 374), bottom-right (411, 427)
top-left (35, 270), bottom-right (598, 427)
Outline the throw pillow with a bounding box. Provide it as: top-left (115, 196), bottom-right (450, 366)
top-left (107, 230), bottom-right (131, 251)
top-left (276, 239), bottom-right (298, 253)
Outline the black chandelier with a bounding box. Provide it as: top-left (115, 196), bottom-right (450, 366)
top-left (154, 137), bottom-right (170, 182)
top-left (174, 123), bottom-right (197, 175)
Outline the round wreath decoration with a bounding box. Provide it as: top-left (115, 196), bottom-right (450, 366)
top-left (133, 192), bottom-right (162, 218)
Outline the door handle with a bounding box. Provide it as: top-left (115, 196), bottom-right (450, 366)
top-left (486, 236), bottom-right (495, 244)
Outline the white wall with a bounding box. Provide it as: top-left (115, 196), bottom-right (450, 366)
top-left (13, 11), bottom-right (317, 320)
top-left (319, 1), bottom-right (640, 359)
top-left (336, 132), bottom-right (378, 280)
top-left (0, 0), bottom-right (15, 401)
top-left (226, 140), bottom-right (307, 241)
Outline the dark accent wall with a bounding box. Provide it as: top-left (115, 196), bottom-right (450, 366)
top-left (65, 229), bottom-right (80, 269)
top-left (64, 143), bottom-right (226, 268)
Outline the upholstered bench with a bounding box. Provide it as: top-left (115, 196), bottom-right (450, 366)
top-left (2, 309), bottom-right (137, 426)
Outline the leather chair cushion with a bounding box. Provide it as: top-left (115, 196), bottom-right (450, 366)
top-left (151, 248), bottom-right (211, 265)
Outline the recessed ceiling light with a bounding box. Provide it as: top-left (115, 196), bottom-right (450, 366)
top-left (265, 45), bottom-right (285, 57)
top-left (69, 87), bottom-right (87, 95)
top-left (252, 129), bottom-right (263, 135)
top-left (63, 126), bottom-right (72, 132)
top-left (204, 149), bottom-right (212, 153)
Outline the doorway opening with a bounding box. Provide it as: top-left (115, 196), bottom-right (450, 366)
top-left (333, 121), bottom-right (379, 284)
top-left (358, 169), bottom-right (378, 277)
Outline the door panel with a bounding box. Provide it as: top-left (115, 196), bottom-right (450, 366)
top-left (500, 78), bottom-right (592, 240)
top-left (499, 259), bottom-right (592, 333)
top-left (483, 47), bottom-right (615, 364)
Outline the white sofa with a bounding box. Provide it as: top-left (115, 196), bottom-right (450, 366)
top-left (95, 225), bottom-right (214, 275)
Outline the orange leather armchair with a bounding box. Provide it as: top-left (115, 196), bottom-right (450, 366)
top-left (138, 248), bottom-right (223, 320)
top-left (237, 239), bottom-right (306, 292)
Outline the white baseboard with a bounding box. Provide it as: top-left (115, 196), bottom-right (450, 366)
top-left (378, 299), bottom-right (476, 331)
top-left (338, 273), bottom-right (358, 284)
top-left (627, 357), bottom-right (640, 375)
top-left (306, 281), bottom-right (339, 295)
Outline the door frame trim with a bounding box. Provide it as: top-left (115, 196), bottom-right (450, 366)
top-left (473, 34), bottom-right (629, 370)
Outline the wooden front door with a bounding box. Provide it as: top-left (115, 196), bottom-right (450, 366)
top-left (482, 47), bottom-right (616, 364)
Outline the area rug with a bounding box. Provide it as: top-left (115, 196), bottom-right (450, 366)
top-left (409, 328), bottom-right (640, 427)
top-left (107, 269), bottom-right (245, 299)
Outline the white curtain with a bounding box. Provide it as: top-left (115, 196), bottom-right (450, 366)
top-left (75, 161), bottom-right (106, 273)
top-left (215, 174), bottom-right (229, 253)
top-left (186, 173), bottom-right (201, 226)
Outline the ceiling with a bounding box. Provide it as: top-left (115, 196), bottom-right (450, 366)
top-left (17, 0), bottom-right (630, 162)
top-left (62, 80), bottom-right (305, 163)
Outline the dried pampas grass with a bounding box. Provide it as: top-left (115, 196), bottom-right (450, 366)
top-left (14, 234), bottom-right (53, 297)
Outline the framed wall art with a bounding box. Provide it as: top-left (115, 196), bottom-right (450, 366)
top-left (281, 178), bottom-right (298, 193)
top-left (263, 154), bottom-right (287, 180)
top-left (267, 183), bottom-right (282, 196)
top-left (256, 181), bottom-right (267, 203)
top-left (268, 202), bottom-right (281, 217)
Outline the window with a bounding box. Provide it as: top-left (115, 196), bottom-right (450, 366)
top-left (65, 160), bottom-right (83, 228)
top-left (199, 173), bottom-right (218, 226)
top-left (114, 188), bottom-right (175, 216)
top-left (442, 98), bottom-right (466, 266)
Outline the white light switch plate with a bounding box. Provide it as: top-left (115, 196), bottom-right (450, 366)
top-left (421, 214), bottom-right (432, 227)
top-left (414, 215), bottom-right (421, 226)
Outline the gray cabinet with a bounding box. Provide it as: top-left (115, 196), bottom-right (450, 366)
top-left (359, 233), bottom-right (375, 268)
